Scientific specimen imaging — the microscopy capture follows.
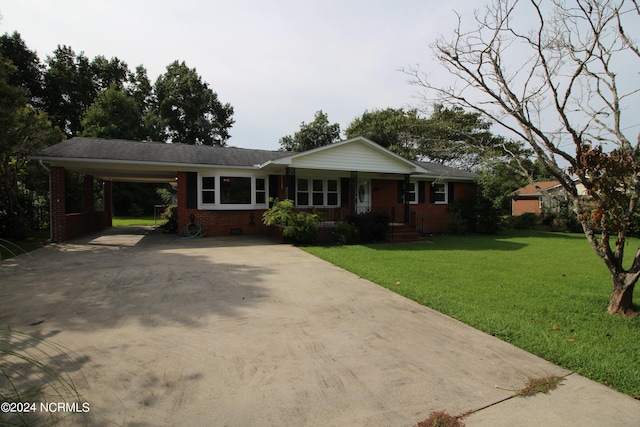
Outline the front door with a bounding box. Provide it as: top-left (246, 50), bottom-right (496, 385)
top-left (356, 179), bottom-right (371, 214)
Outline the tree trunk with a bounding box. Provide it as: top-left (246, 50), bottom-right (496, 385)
top-left (607, 273), bottom-right (637, 315)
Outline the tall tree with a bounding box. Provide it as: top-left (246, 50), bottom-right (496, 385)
top-left (0, 31), bottom-right (44, 110)
top-left (419, 104), bottom-right (512, 170)
top-left (407, 0), bottom-right (640, 314)
top-left (80, 86), bottom-right (145, 140)
top-left (0, 55), bottom-right (63, 238)
top-left (153, 60), bottom-right (234, 145)
top-left (345, 108), bottom-right (425, 159)
top-left (42, 46), bottom-right (96, 137)
top-left (279, 110), bottom-right (340, 152)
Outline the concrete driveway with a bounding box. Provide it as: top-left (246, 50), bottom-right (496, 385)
top-left (1, 227), bottom-right (639, 426)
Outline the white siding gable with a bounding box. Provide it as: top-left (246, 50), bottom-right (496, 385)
top-left (284, 139), bottom-right (417, 174)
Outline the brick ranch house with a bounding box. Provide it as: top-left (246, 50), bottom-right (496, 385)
top-left (30, 136), bottom-right (477, 243)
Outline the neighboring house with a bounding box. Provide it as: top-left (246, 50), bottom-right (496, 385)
top-left (31, 136), bottom-right (477, 242)
top-left (511, 180), bottom-right (587, 216)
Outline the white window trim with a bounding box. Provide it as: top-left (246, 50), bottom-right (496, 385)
top-left (434, 182), bottom-right (448, 204)
top-left (406, 181), bottom-right (418, 205)
top-left (198, 173), bottom-right (269, 210)
top-left (295, 178), bottom-right (341, 208)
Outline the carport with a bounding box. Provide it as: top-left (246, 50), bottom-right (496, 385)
top-left (31, 141), bottom-right (182, 242)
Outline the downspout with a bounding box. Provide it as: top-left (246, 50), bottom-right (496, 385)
top-left (38, 160), bottom-right (53, 242)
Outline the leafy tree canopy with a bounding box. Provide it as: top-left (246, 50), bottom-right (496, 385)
top-left (80, 86), bottom-right (145, 140)
top-left (279, 110), bottom-right (340, 152)
top-left (153, 60), bottom-right (234, 145)
top-left (345, 107), bottom-right (424, 159)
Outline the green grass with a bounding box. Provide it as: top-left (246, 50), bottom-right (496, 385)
top-left (112, 215), bottom-right (160, 226)
top-left (304, 230), bottom-right (640, 397)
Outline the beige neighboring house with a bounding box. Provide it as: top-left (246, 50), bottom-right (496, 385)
top-left (511, 181), bottom-right (587, 216)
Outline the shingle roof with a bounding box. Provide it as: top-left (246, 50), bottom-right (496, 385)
top-left (512, 181), bottom-right (561, 196)
top-left (413, 160), bottom-right (477, 180)
top-left (32, 137), bottom-right (291, 167)
top-left (32, 137), bottom-right (476, 181)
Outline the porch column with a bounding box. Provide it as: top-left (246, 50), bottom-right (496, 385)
top-left (50, 166), bottom-right (66, 243)
top-left (285, 167), bottom-right (296, 201)
top-left (104, 180), bottom-right (113, 227)
top-left (83, 174), bottom-right (94, 213)
top-left (404, 174), bottom-right (411, 224)
top-left (351, 171), bottom-right (358, 213)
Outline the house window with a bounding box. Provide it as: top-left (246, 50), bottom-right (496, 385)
top-left (221, 176), bottom-right (251, 204)
top-left (434, 182), bottom-right (448, 204)
top-left (256, 178), bottom-right (266, 204)
top-left (202, 177), bottom-right (215, 204)
top-left (199, 175), bottom-right (268, 209)
top-left (407, 182), bottom-right (417, 204)
top-left (327, 180), bottom-right (338, 206)
top-left (312, 179), bottom-right (324, 206)
top-left (296, 178), bottom-right (340, 207)
top-left (297, 179), bottom-right (309, 205)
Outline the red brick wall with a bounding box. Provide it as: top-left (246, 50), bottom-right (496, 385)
top-left (176, 171), bottom-right (269, 236)
top-left (372, 179), bottom-right (476, 233)
top-left (512, 198), bottom-right (541, 216)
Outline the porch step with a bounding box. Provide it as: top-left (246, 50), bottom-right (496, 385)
top-left (387, 224), bottom-right (424, 242)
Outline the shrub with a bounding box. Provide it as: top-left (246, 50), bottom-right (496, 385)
top-left (262, 199), bottom-right (321, 245)
top-left (542, 206), bottom-right (582, 233)
top-left (334, 221), bottom-right (360, 245)
top-left (345, 211), bottom-right (389, 242)
top-left (505, 212), bottom-right (540, 230)
top-left (447, 195), bottom-right (501, 235)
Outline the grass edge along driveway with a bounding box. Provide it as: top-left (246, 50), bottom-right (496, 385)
top-left (304, 230), bottom-right (640, 398)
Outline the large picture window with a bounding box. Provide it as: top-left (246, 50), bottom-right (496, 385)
top-left (221, 177), bottom-right (251, 204)
top-left (200, 175), bottom-right (268, 208)
top-left (296, 178), bottom-right (340, 207)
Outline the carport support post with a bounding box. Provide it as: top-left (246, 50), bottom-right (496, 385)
top-left (104, 180), bottom-right (113, 227)
top-left (83, 174), bottom-right (94, 214)
top-left (50, 166), bottom-right (66, 243)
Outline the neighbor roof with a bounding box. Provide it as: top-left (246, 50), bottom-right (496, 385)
top-left (512, 181), bottom-right (561, 197)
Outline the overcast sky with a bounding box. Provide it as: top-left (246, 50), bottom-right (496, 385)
top-left (2, 1), bottom-right (639, 152)
top-left (0, 0), bottom-right (474, 150)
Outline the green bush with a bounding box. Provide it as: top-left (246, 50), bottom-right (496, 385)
top-left (504, 212), bottom-right (540, 230)
top-left (542, 206), bottom-right (583, 233)
top-left (345, 211), bottom-right (389, 242)
top-left (262, 199), bottom-right (321, 245)
top-left (334, 221), bottom-right (361, 245)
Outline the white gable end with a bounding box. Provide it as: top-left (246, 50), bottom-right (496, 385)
top-left (284, 139), bottom-right (417, 174)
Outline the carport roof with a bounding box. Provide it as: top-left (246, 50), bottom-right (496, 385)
top-left (30, 137), bottom-right (292, 182)
top-left (32, 137), bottom-right (290, 167)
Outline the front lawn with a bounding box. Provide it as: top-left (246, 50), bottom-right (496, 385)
top-left (304, 230), bottom-right (640, 397)
top-left (112, 216), bottom-right (161, 226)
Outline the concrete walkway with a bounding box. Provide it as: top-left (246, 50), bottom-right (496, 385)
top-left (1, 227), bottom-right (639, 426)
